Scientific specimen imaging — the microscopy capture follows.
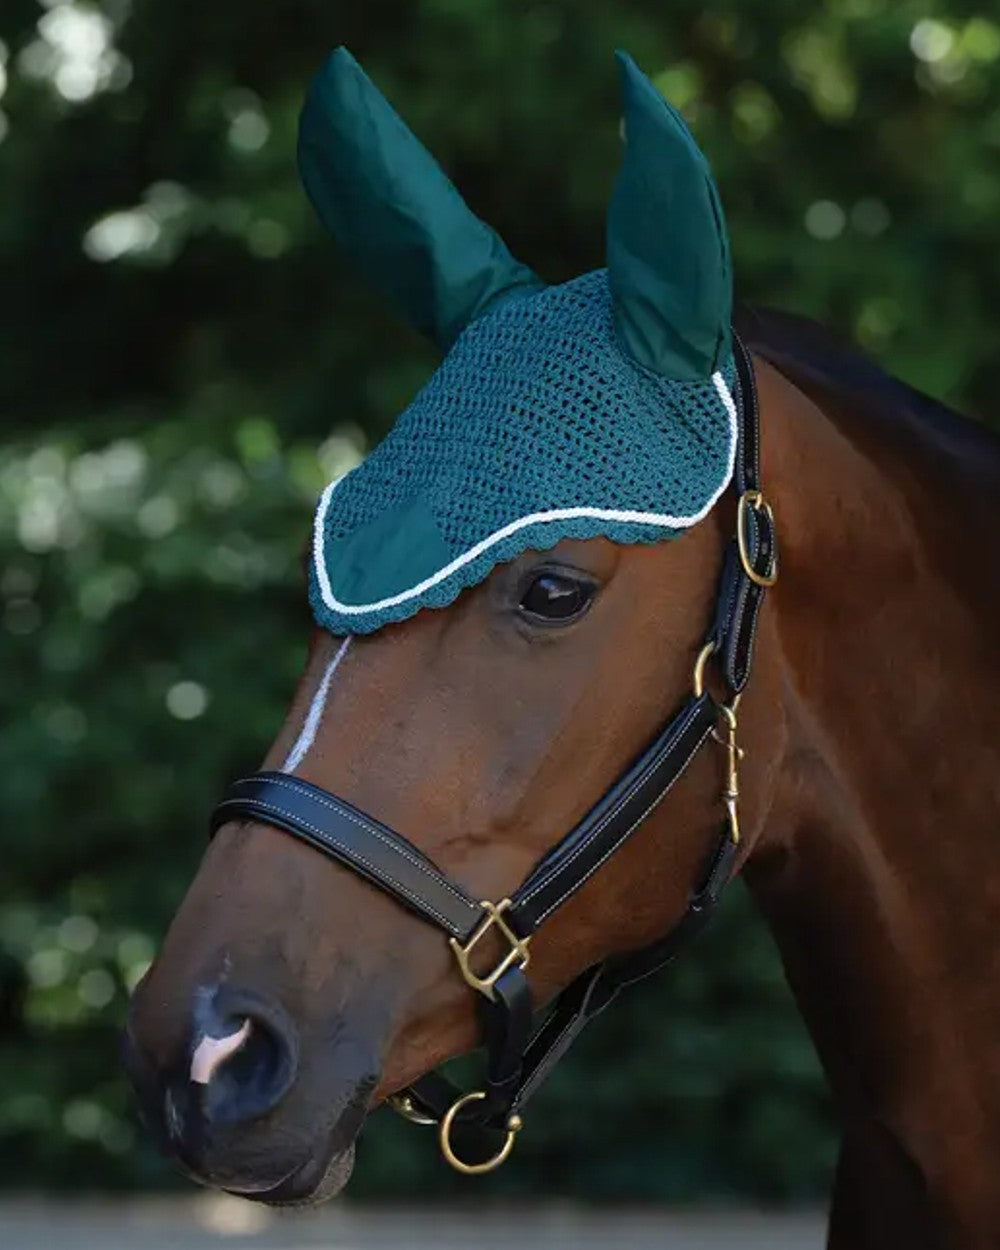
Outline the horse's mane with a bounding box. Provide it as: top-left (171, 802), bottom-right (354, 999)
top-left (735, 305), bottom-right (1000, 465)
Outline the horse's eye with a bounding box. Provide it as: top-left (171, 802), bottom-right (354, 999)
top-left (518, 571), bottom-right (595, 624)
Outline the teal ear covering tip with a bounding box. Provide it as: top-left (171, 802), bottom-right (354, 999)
top-left (297, 46), bottom-right (542, 349)
top-left (614, 49), bottom-right (705, 157)
top-left (608, 50), bottom-right (732, 380)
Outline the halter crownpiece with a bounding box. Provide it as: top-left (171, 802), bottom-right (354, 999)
top-left (212, 50), bottom-right (780, 1176)
top-left (299, 49), bottom-right (738, 635)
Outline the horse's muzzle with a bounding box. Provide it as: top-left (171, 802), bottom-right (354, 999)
top-left (121, 982), bottom-right (372, 1200)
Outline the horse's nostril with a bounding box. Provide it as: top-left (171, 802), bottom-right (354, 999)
top-left (192, 996), bottom-right (299, 1127)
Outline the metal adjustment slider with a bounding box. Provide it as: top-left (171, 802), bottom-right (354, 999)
top-left (449, 898), bottom-right (531, 1001)
top-left (693, 642), bottom-right (744, 847)
top-left (716, 700), bottom-right (743, 846)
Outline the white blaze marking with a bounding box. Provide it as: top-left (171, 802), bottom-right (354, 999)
top-left (190, 1018), bottom-right (252, 1086)
top-left (281, 636), bottom-right (351, 773)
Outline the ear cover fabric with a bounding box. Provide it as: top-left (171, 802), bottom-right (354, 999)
top-left (607, 52), bottom-right (732, 380)
top-left (303, 50), bottom-right (739, 637)
top-left (298, 47), bottom-right (544, 350)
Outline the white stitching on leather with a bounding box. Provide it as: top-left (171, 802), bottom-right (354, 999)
top-left (516, 702), bottom-right (705, 909)
top-left (529, 720), bottom-right (715, 926)
top-left (214, 796), bottom-right (462, 934)
top-left (516, 700), bottom-right (707, 909)
top-left (228, 773), bottom-right (477, 916)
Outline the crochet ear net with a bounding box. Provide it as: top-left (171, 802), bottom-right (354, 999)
top-left (300, 50), bottom-right (739, 637)
top-left (607, 52), bottom-right (732, 381)
top-left (297, 47), bottom-right (544, 351)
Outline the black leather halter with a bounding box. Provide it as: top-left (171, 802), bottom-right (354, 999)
top-left (210, 337), bottom-right (777, 1174)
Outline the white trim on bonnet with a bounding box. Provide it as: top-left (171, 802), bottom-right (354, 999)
top-left (312, 371), bottom-right (738, 617)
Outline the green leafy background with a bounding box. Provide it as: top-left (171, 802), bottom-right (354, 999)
top-left (2, 0), bottom-right (997, 1202)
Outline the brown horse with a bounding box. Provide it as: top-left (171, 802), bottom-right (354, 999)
top-left (122, 305), bottom-right (1000, 1247)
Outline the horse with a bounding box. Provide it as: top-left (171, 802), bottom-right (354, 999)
top-left (122, 48), bottom-right (1000, 1249)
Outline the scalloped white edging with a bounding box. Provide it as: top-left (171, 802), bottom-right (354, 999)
top-left (312, 371), bottom-right (737, 617)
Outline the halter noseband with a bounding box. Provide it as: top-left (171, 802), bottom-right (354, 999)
top-left (210, 336), bottom-right (777, 1175)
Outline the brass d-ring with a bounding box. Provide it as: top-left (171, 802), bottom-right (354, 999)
top-left (439, 1091), bottom-right (523, 1175)
top-left (693, 640), bottom-right (717, 698)
top-left (737, 490), bottom-right (779, 588)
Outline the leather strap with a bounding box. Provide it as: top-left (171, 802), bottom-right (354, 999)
top-left (211, 772), bottom-right (484, 940)
top-left (710, 337), bottom-right (775, 693)
top-left (476, 965), bottom-right (533, 1121)
top-left (507, 693), bottom-right (718, 935)
top-left (733, 333), bottom-right (762, 492)
top-left (514, 823), bottom-right (739, 1112)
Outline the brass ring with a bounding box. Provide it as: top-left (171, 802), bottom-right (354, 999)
top-left (737, 490), bottom-right (779, 588)
top-left (439, 1091), bottom-right (523, 1175)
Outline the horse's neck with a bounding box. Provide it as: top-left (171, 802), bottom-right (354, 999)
top-left (749, 356), bottom-right (1000, 1239)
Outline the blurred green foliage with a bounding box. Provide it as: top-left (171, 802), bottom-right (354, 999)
top-left (1, 0), bottom-right (998, 1202)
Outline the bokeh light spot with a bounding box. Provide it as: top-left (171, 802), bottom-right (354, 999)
top-left (247, 218), bottom-right (290, 258)
top-left (804, 200), bottom-right (846, 240)
top-left (46, 704), bottom-right (89, 743)
top-left (28, 948), bottom-right (67, 988)
top-left (20, 5), bottom-right (129, 104)
top-left (166, 680), bottom-right (210, 720)
top-left (851, 198), bottom-right (891, 236)
top-left (58, 914), bottom-right (99, 952)
top-left (229, 108), bottom-right (270, 152)
top-left (78, 968), bottom-right (116, 1008)
top-left (137, 495), bottom-right (180, 537)
top-left (62, 1099), bottom-right (103, 1139)
top-left (963, 17), bottom-right (1000, 63)
top-left (910, 19), bottom-right (954, 64)
top-left (83, 210), bottom-right (161, 262)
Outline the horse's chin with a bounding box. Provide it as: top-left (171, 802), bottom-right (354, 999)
top-left (232, 1142), bottom-right (357, 1208)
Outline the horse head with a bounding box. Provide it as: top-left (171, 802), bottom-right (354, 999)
top-left (122, 48), bottom-right (786, 1203)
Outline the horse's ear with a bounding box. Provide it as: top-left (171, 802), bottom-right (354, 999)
top-left (607, 52), bottom-right (732, 380)
top-left (298, 48), bottom-right (544, 350)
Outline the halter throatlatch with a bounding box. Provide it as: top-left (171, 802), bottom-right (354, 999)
top-left (211, 338), bottom-right (778, 1174)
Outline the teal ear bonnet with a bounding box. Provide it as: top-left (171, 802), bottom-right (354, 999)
top-left (301, 49), bottom-right (737, 635)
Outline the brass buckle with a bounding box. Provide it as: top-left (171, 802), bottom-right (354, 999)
top-left (449, 898), bottom-right (531, 1000)
top-left (439, 1090), bottom-right (523, 1175)
top-left (737, 490), bottom-right (778, 588)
